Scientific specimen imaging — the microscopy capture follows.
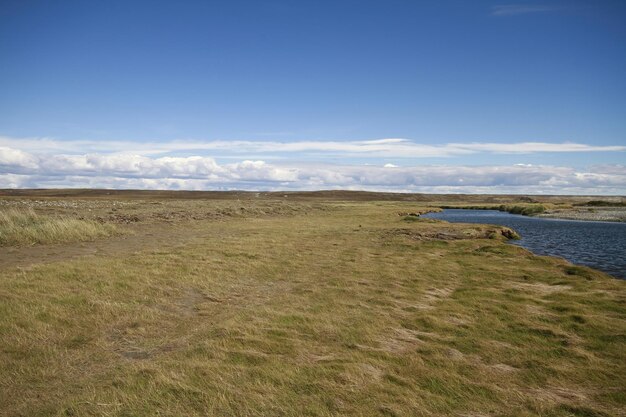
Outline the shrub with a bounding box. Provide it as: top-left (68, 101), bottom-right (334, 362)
top-left (499, 204), bottom-right (545, 216)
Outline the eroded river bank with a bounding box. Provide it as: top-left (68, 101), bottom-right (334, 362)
top-left (424, 209), bottom-right (626, 279)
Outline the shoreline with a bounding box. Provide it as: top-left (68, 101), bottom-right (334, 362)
top-left (536, 208), bottom-right (626, 222)
top-left (426, 208), bottom-right (626, 279)
top-left (435, 205), bottom-right (626, 223)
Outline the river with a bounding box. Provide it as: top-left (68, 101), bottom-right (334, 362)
top-left (423, 209), bottom-right (626, 279)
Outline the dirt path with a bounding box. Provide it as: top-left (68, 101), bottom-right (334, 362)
top-left (0, 221), bottom-right (215, 270)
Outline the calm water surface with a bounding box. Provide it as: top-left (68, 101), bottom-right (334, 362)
top-left (423, 209), bottom-right (626, 279)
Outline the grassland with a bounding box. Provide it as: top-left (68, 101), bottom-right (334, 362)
top-left (0, 208), bottom-right (118, 246)
top-left (0, 191), bottom-right (624, 416)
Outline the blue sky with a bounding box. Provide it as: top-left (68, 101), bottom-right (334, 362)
top-left (1, 0), bottom-right (625, 193)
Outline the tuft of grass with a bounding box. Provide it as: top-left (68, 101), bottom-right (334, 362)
top-left (0, 208), bottom-right (118, 246)
top-left (402, 215), bottom-right (421, 222)
top-left (562, 265), bottom-right (596, 280)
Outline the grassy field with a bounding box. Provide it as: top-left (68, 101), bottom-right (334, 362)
top-left (0, 208), bottom-right (118, 246)
top-left (0, 192), bottom-right (624, 416)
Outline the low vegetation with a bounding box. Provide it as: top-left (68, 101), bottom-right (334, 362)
top-left (0, 197), bottom-right (623, 417)
top-left (438, 203), bottom-right (546, 216)
top-left (574, 200), bottom-right (626, 207)
top-left (499, 203), bottom-right (546, 216)
top-left (0, 208), bottom-right (117, 246)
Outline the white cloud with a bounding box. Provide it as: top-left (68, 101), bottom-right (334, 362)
top-left (227, 160), bottom-right (299, 182)
top-left (0, 146), bottom-right (40, 170)
top-left (1, 145), bottom-right (625, 194)
top-left (453, 142), bottom-right (625, 153)
top-left (0, 173), bottom-right (33, 188)
top-left (1, 136), bottom-right (623, 159)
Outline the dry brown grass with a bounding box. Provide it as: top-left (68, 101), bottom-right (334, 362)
top-left (0, 208), bottom-right (118, 246)
top-left (0, 199), bottom-right (624, 416)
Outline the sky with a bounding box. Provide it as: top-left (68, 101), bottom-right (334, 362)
top-left (1, 0), bottom-right (625, 194)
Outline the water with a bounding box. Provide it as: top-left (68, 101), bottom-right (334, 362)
top-left (423, 209), bottom-right (626, 279)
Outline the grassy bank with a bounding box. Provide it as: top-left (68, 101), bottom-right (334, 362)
top-left (500, 203), bottom-right (546, 215)
top-left (439, 203), bottom-right (547, 216)
top-left (0, 208), bottom-right (118, 246)
top-left (574, 200), bottom-right (626, 207)
top-left (0, 201), bottom-right (624, 416)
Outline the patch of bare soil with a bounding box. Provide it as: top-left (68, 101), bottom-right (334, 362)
top-left (0, 222), bottom-right (208, 270)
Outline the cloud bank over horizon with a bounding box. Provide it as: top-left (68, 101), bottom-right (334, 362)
top-left (1, 136), bottom-right (625, 195)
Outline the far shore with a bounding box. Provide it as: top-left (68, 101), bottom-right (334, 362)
top-left (536, 207), bottom-right (626, 222)
top-left (1, 189), bottom-right (624, 222)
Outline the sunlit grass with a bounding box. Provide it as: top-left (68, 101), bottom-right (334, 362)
top-left (0, 208), bottom-right (118, 246)
top-left (0, 201), bottom-right (623, 416)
